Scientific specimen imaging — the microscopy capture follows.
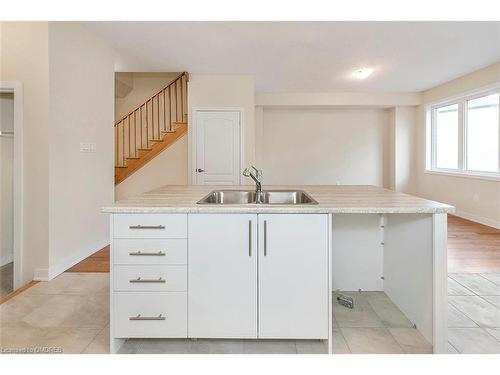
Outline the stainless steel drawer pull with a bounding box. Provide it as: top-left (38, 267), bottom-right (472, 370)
top-left (264, 220), bottom-right (268, 256)
top-left (129, 314), bottom-right (166, 321)
top-left (129, 225), bottom-right (166, 230)
top-left (129, 277), bottom-right (166, 283)
top-left (248, 220), bottom-right (252, 257)
top-left (129, 251), bottom-right (166, 256)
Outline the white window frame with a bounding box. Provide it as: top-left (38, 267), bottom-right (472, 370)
top-left (426, 84), bottom-right (500, 181)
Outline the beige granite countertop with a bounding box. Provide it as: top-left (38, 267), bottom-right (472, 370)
top-left (102, 185), bottom-right (455, 214)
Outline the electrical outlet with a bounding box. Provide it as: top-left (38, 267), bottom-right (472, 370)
top-left (80, 142), bottom-right (96, 153)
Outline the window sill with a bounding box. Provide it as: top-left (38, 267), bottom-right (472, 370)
top-left (424, 170), bottom-right (500, 182)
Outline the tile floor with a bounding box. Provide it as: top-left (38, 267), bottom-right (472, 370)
top-left (0, 262), bottom-right (13, 297)
top-left (117, 290), bottom-right (431, 354)
top-left (447, 273), bottom-right (500, 354)
top-left (2, 272), bottom-right (500, 354)
top-left (0, 273), bottom-right (109, 354)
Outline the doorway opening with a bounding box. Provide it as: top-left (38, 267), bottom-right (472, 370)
top-left (0, 82), bottom-right (23, 296)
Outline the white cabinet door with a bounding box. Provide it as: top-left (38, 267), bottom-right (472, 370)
top-left (194, 110), bottom-right (241, 185)
top-left (258, 214), bottom-right (329, 339)
top-left (188, 214), bottom-right (257, 338)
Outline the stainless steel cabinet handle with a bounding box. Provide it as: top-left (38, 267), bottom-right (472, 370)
top-left (264, 220), bottom-right (267, 256)
top-left (129, 251), bottom-right (166, 256)
top-left (129, 314), bottom-right (166, 321)
top-left (248, 220), bottom-right (252, 257)
top-left (129, 277), bottom-right (166, 283)
top-left (0, 131), bottom-right (14, 137)
top-left (129, 225), bottom-right (165, 230)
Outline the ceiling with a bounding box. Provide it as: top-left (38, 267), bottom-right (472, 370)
top-left (82, 21), bottom-right (500, 93)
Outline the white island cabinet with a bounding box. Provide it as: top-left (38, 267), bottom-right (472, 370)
top-left (188, 214), bottom-right (258, 338)
top-left (104, 185), bottom-right (454, 354)
top-left (257, 214), bottom-right (329, 339)
top-left (111, 213), bottom-right (188, 340)
top-left (188, 214), bottom-right (329, 340)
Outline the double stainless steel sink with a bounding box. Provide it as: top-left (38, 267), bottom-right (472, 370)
top-left (197, 190), bottom-right (318, 205)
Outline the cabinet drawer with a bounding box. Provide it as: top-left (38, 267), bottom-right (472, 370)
top-left (113, 292), bottom-right (187, 338)
top-left (114, 265), bottom-right (187, 292)
top-left (113, 239), bottom-right (187, 265)
top-left (113, 214), bottom-right (187, 239)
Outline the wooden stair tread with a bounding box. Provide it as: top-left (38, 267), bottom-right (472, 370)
top-left (115, 123), bottom-right (187, 185)
top-left (114, 72), bottom-right (188, 185)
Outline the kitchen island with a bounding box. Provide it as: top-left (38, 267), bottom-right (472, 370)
top-left (103, 185), bottom-right (454, 354)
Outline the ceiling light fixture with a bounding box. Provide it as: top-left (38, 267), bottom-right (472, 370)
top-left (352, 68), bottom-right (374, 80)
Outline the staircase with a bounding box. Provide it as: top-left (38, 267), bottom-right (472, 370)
top-left (115, 72), bottom-right (188, 185)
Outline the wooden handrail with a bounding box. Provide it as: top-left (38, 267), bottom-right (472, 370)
top-left (114, 71), bottom-right (188, 126)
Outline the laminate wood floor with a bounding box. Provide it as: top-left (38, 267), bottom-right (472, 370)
top-left (448, 216), bottom-right (500, 274)
top-left (67, 245), bottom-right (110, 273)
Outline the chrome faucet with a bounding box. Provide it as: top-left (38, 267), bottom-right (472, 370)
top-left (243, 166), bottom-right (264, 203)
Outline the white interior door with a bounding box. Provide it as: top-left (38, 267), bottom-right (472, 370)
top-left (194, 110), bottom-right (241, 185)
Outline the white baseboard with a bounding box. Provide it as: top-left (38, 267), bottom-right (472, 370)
top-left (34, 268), bottom-right (49, 281)
top-left (47, 239), bottom-right (109, 280)
top-left (453, 210), bottom-right (500, 230)
top-left (0, 253), bottom-right (13, 267)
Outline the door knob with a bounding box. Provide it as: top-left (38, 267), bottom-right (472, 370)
top-left (196, 168), bottom-right (205, 173)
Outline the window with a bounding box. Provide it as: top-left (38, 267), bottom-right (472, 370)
top-left (466, 93), bottom-right (499, 173)
top-left (428, 88), bottom-right (500, 177)
top-left (435, 104), bottom-right (459, 169)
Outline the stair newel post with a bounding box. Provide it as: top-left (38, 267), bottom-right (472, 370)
top-left (173, 82), bottom-right (177, 125)
top-left (169, 85), bottom-right (173, 132)
top-left (127, 115), bottom-right (132, 157)
top-left (171, 82), bottom-right (175, 125)
top-left (133, 110), bottom-right (136, 157)
top-left (164, 91), bottom-right (167, 132)
top-left (150, 98), bottom-right (155, 140)
top-left (181, 74), bottom-right (187, 122)
top-left (139, 105), bottom-right (143, 150)
top-left (180, 76), bottom-right (184, 122)
top-left (163, 89), bottom-right (166, 133)
top-left (175, 80), bottom-right (182, 122)
top-left (114, 125), bottom-right (117, 166)
top-left (146, 101), bottom-right (149, 148)
top-left (121, 120), bottom-right (125, 167)
top-left (156, 94), bottom-right (160, 138)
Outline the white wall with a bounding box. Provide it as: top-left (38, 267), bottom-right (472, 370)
top-left (115, 72), bottom-right (133, 98)
top-left (188, 75), bottom-right (255, 184)
top-left (256, 92), bottom-right (422, 107)
top-left (0, 93), bottom-right (14, 266)
top-left (1, 21), bottom-right (50, 283)
top-left (388, 107), bottom-right (417, 194)
top-left (47, 22), bottom-right (115, 278)
top-left (1, 22), bottom-right (116, 282)
top-left (115, 135), bottom-right (188, 200)
top-left (415, 62), bottom-right (500, 228)
top-left (256, 108), bottom-right (390, 186)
